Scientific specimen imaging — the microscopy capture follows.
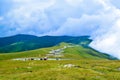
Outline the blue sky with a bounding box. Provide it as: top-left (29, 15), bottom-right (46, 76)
top-left (0, 0), bottom-right (120, 59)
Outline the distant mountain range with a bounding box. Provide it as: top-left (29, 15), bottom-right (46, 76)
top-left (0, 34), bottom-right (92, 53)
top-left (0, 34), bottom-right (117, 60)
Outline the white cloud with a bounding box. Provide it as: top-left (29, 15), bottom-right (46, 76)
top-left (89, 6), bottom-right (120, 59)
top-left (90, 19), bottom-right (120, 59)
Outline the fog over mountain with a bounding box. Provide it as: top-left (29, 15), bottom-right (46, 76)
top-left (0, 0), bottom-right (120, 59)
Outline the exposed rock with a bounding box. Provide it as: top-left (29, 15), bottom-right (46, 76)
top-left (64, 64), bottom-right (75, 68)
top-left (118, 68), bottom-right (120, 71)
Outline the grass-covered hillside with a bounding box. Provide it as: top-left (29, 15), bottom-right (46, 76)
top-left (0, 41), bottom-right (119, 80)
top-left (0, 34), bottom-right (91, 53)
top-left (0, 43), bottom-right (116, 60)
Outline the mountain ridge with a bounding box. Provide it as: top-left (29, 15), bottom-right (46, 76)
top-left (0, 34), bottom-right (92, 53)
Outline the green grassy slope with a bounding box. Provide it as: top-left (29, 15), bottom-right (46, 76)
top-left (0, 43), bottom-right (119, 80)
top-left (0, 43), bottom-right (116, 60)
top-left (63, 46), bottom-right (113, 60)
